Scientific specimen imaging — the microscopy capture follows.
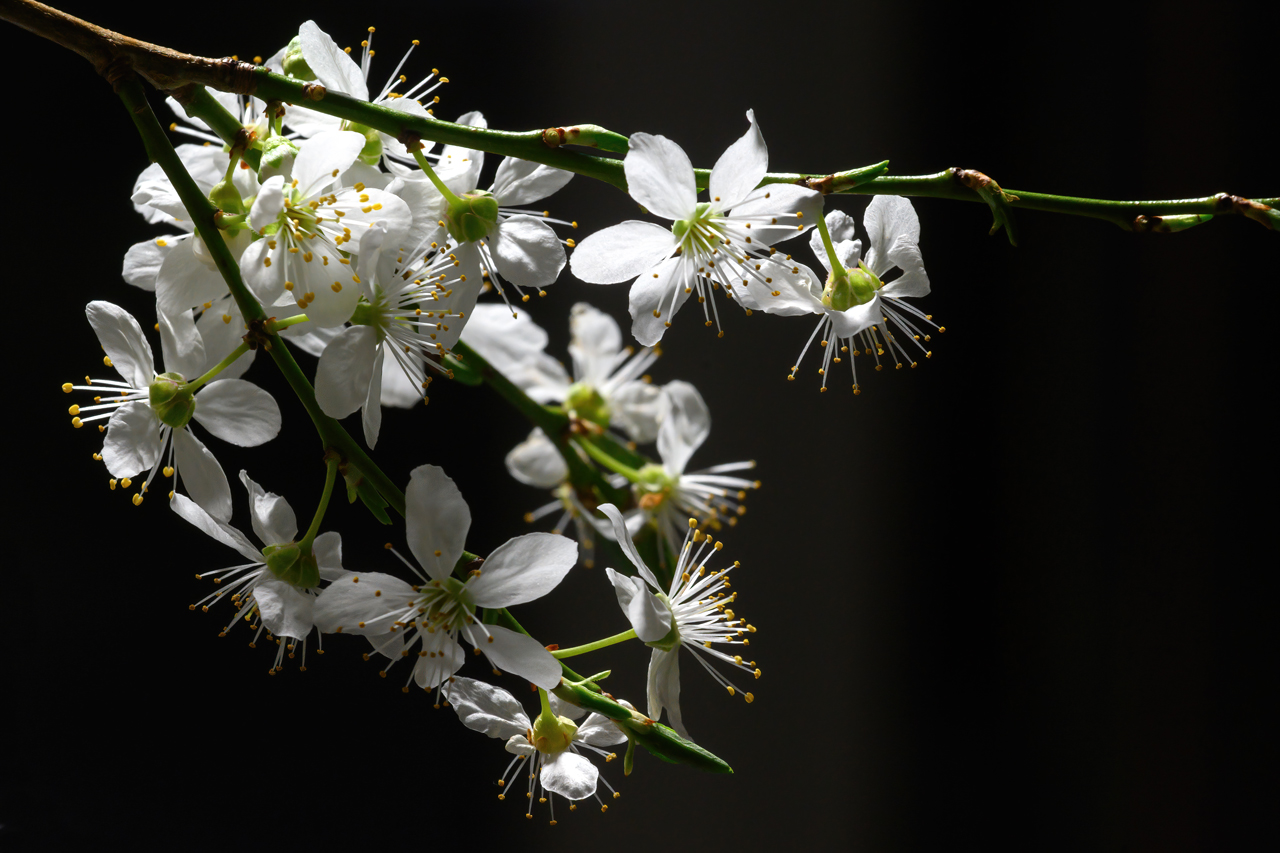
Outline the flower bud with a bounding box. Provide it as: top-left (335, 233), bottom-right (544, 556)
top-left (445, 191), bottom-right (500, 244)
top-left (209, 179), bottom-right (245, 216)
top-left (259, 136), bottom-right (300, 182)
top-left (262, 543), bottom-right (319, 587)
top-left (821, 262), bottom-right (879, 312)
top-left (340, 121), bottom-right (383, 166)
top-left (282, 36), bottom-right (316, 80)
top-left (148, 372), bottom-right (195, 428)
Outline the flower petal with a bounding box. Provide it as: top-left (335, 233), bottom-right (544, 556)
top-left (253, 579), bottom-right (315, 639)
top-left (624, 133), bottom-right (696, 221)
top-left (406, 464), bottom-right (471, 581)
top-left (239, 470), bottom-right (298, 546)
top-left (605, 567), bottom-right (671, 642)
top-left (86, 301), bottom-right (155, 390)
top-left (313, 530), bottom-right (344, 581)
top-left (727, 183), bottom-right (824, 246)
top-left (312, 571), bottom-right (417, 634)
top-left (491, 157), bottom-right (574, 207)
top-left (863, 195), bottom-right (921, 278)
top-left (647, 648), bottom-right (686, 738)
top-left (610, 381), bottom-right (666, 444)
top-left (489, 215), bottom-right (566, 288)
top-left (443, 676), bottom-right (532, 740)
top-left (504, 429), bottom-right (569, 489)
top-left (577, 712), bottom-right (628, 748)
top-left (361, 345), bottom-right (385, 449)
top-left (158, 308), bottom-right (205, 382)
top-left (101, 402), bottom-right (161, 479)
top-left (249, 175), bottom-right (286, 234)
top-left (122, 238), bottom-right (169, 291)
top-left (156, 237), bottom-right (231, 320)
top-left (173, 426), bottom-right (233, 523)
top-left (708, 109), bottom-right (767, 211)
top-left (745, 263), bottom-right (824, 318)
top-left (540, 751), bottom-right (598, 800)
top-left (470, 533), bottom-right (577, 609)
top-left (628, 256), bottom-right (690, 347)
top-left (414, 632), bottom-right (466, 689)
top-left (478, 624), bottom-right (563, 689)
top-left (293, 130), bottom-right (365, 200)
top-left (298, 21), bottom-right (368, 100)
top-left (656, 380), bottom-right (710, 476)
top-left (169, 493), bottom-right (260, 561)
top-left (192, 380), bottom-right (282, 447)
top-left (595, 504), bottom-right (661, 588)
top-left (827, 294), bottom-right (884, 339)
top-left (570, 220), bottom-right (675, 285)
top-left (314, 325), bottom-right (378, 419)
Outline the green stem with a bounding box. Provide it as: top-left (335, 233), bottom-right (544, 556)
top-left (115, 77), bottom-right (407, 517)
top-left (576, 434), bottom-right (643, 482)
top-left (171, 85), bottom-right (263, 171)
top-left (184, 341), bottom-right (249, 392)
top-left (536, 687), bottom-right (554, 721)
top-left (299, 454), bottom-right (339, 551)
top-left (268, 314), bottom-right (310, 331)
top-left (814, 210), bottom-right (845, 274)
top-left (411, 146), bottom-right (462, 204)
top-left (550, 628), bottom-right (638, 659)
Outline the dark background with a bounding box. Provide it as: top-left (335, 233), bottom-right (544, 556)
top-left (2, 0), bottom-right (1273, 849)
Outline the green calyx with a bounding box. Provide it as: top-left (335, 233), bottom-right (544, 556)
top-left (340, 121), bottom-right (384, 166)
top-left (821, 261), bottom-right (879, 312)
top-left (445, 190), bottom-right (500, 244)
top-left (282, 37), bottom-right (316, 80)
top-left (348, 299), bottom-right (379, 328)
top-left (635, 463), bottom-right (675, 510)
top-left (148, 372), bottom-right (195, 428)
top-left (259, 136), bottom-right (300, 181)
top-left (531, 712), bottom-right (579, 756)
top-left (262, 543), bottom-right (320, 588)
top-left (564, 381), bottom-right (611, 427)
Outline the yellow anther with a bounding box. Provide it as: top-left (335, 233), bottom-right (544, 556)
top-left (68, 404), bottom-right (80, 416)
top-left (103, 356), bottom-right (113, 367)
top-left (71, 417), bottom-right (83, 428)
top-left (132, 493), bottom-right (144, 506)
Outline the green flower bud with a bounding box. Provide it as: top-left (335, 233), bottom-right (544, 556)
top-left (148, 372), bottom-right (195, 429)
top-left (340, 121), bottom-right (384, 166)
top-left (445, 191), bottom-right (500, 244)
top-left (209, 179), bottom-right (245, 216)
top-left (259, 136), bottom-right (300, 182)
top-left (282, 36), bottom-right (316, 80)
top-left (564, 381), bottom-right (611, 427)
top-left (531, 712), bottom-right (579, 756)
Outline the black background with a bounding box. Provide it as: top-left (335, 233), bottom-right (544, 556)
top-left (2, 0), bottom-right (1273, 849)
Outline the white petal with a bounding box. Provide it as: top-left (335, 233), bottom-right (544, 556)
top-left (605, 568), bottom-right (671, 643)
top-left (313, 530), bottom-right (344, 581)
top-left (489, 216), bottom-right (566, 288)
top-left (239, 470), bottom-right (298, 546)
top-left (504, 429), bottom-right (568, 489)
top-left (122, 238), bottom-right (170, 291)
top-left (610, 381), bottom-right (665, 444)
top-left (311, 572), bottom-right (416, 634)
top-left (491, 157), bottom-right (574, 207)
top-left (647, 648), bottom-right (686, 738)
top-left (656, 380), bottom-right (710, 475)
top-left (443, 676), bottom-right (532, 740)
top-left (708, 109), bottom-right (767, 211)
top-left (628, 257), bottom-right (689, 347)
top-left (249, 175), bottom-right (285, 234)
top-left (479, 624), bottom-right (563, 689)
top-left (595, 504), bottom-right (661, 587)
top-left (298, 21), bottom-right (368, 100)
top-left (196, 298), bottom-right (255, 380)
top-left (413, 632), bottom-right (466, 688)
top-left (570, 220), bottom-right (675, 285)
top-left (173, 426), bottom-right (233, 523)
top-left (728, 183), bottom-right (824, 246)
top-left (86, 301), bottom-right (155, 390)
top-left (880, 241), bottom-right (931, 299)
top-left (827, 295), bottom-right (884, 339)
top-left (540, 751), bottom-right (598, 800)
top-left (624, 133), bottom-right (696, 220)
top-left (158, 308), bottom-right (205, 381)
top-left (191, 379), bottom-right (282, 447)
top-left (577, 712), bottom-right (628, 748)
top-left (314, 325), bottom-right (378, 419)
top-left (469, 533), bottom-right (577, 609)
top-left (863, 196), bottom-right (921, 278)
top-left (568, 301), bottom-right (623, 373)
top-left (169, 493), bottom-right (260, 561)
top-left (406, 464), bottom-right (471, 581)
top-left (253, 580), bottom-right (314, 639)
top-left (239, 236), bottom-right (285, 307)
top-left (745, 263), bottom-right (824, 318)
top-left (292, 131), bottom-right (365, 200)
top-left (361, 346), bottom-right (385, 449)
top-left (156, 237), bottom-right (232, 318)
top-left (101, 402), bottom-right (161, 479)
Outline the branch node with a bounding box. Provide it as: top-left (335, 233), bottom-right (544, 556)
top-left (301, 81), bottom-right (326, 102)
top-left (801, 174), bottom-right (835, 194)
top-left (542, 127), bottom-right (568, 147)
top-left (1214, 193), bottom-right (1275, 230)
top-left (951, 167), bottom-right (1020, 245)
top-left (242, 317), bottom-right (275, 351)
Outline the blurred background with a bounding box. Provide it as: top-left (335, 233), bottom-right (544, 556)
top-left (3, 0), bottom-right (1273, 849)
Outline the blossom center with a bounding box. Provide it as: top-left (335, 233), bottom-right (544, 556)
top-left (530, 714), bottom-right (579, 755)
top-left (822, 262), bottom-right (879, 312)
top-left (261, 543), bottom-right (320, 588)
top-left (636, 463), bottom-right (675, 510)
top-left (564, 381), bottom-right (611, 427)
top-left (445, 191), bottom-right (499, 244)
top-left (672, 202), bottom-right (721, 257)
top-left (415, 576), bottom-right (477, 634)
top-left (148, 372), bottom-right (195, 428)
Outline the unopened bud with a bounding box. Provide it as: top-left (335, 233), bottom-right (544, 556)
top-left (445, 191), bottom-right (500, 244)
top-left (209, 179), bottom-right (245, 216)
top-left (282, 36), bottom-right (316, 80)
top-left (148, 373), bottom-right (195, 428)
top-left (259, 136), bottom-right (300, 182)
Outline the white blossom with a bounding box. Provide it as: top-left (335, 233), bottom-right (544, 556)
top-left (598, 504), bottom-right (758, 738)
top-left (570, 110), bottom-right (822, 344)
top-left (312, 465), bottom-right (576, 690)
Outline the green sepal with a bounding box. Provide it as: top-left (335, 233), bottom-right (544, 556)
top-left (209, 179), bottom-right (245, 216)
top-left (148, 373), bottom-right (195, 429)
top-left (443, 353), bottom-right (483, 385)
